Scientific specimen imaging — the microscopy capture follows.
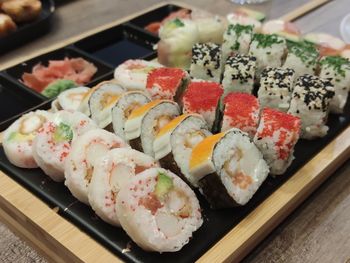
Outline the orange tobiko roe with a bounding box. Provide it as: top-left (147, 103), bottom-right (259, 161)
top-left (223, 92), bottom-right (259, 122)
top-left (182, 81), bottom-right (223, 111)
top-left (146, 67), bottom-right (186, 92)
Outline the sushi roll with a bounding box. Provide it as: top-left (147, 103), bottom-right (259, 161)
top-left (253, 108), bottom-right (301, 175)
top-left (319, 56), bottom-right (350, 113)
top-left (182, 81), bottom-right (223, 132)
top-left (221, 24), bottom-right (254, 63)
top-left (51, 86), bottom-right (90, 112)
top-left (32, 110), bottom-right (97, 182)
top-left (190, 43), bottom-right (222, 82)
top-left (283, 41), bottom-right (319, 80)
top-left (146, 67), bottom-right (189, 102)
top-left (191, 9), bottom-right (225, 44)
top-left (116, 168), bottom-right (203, 252)
top-left (221, 54), bottom-right (256, 96)
top-left (261, 20), bottom-right (301, 42)
top-left (257, 67), bottom-right (295, 112)
top-left (153, 114), bottom-right (212, 187)
top-left (124, 100), bottom-right (180, 156)
top-left (221, 92), bottom-right (260, 138)
top-left (114, 59), bottom-right (163, 91)
top-left (226, 13), bottom-right (262, 32)
top-left (287, 74), bottom-right (335, 139)
top-left (88, 81), bottom-right (125, 129)
top-left (189, 129), bottom-right (269, 208)
top-left (64, 129), bottom-right (129, 205)
top-left (2, 110), bottom-right (52, 168)
top-left (157, 18), bottom-right (199, 69)
top-left (88, 148), bottom-right (159, 226)
top-left (303, 33), bottom-right (346, 57)
top-left (111, 91), bottom-right (151, 141)
top-left (248, 34), bottom-right (287, 77)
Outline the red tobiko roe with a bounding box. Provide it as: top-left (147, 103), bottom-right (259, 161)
top-left (182, 81), bottom-right (223, 111)
top-left (224, 92), bottom-right (259, 119)
top-left (146, 67), bottom-right (186, 92)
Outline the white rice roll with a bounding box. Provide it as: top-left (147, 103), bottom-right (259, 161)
top-left (89, 81), bottom-right (125, 129)
top-left (114, 59), bottom-right (163, 91)
top-left (125, 100), bottom-right (180, 156)
top-left (88, 148), bottom-right (158, 226)
top-left (191, 9), bottom-right (225, 44)
top-left (248, 34), bottom-right (287, 77)
top-left (111, 91), bottom-right (151, 141)
top-left (158, 18), bottom-right (199, 69)
top-left (2, 110), bottom-right (52, 168)
top-left (51, 86), bottom-right (90, 112)
top-left (153, 114), bottom-right (212, 187)
top-left (189, 129), bottom-right (269, 208)
top-left (226, 13), bottom-right (262, 32)
top-left (32, 110), bottom-right (98, 182)
top-left (116, 167), bottom-right (203, 252)
top-left (64, 129), bottom-right (129, 205)
top-left (319, 56), bottom-right (350, 113)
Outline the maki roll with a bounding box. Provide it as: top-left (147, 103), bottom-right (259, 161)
top-left (319, 56), bottom-right (350, 113)
top-left (226, 12), bottom-right (262, 32)
top-left (287, 74), bottom-right (335, 139)
top-left (124, 100), bottom-right (180, 156)
top-left (257, 67), bottom-right (295, 112)
top-left (88, 148), bottom-right (159, 226)
top-left (32, 110), bottom-right (97, 182)
top-left (2, 110), bottom-right (52, 168)
top-left (283, 41), bottom-right (319, 80)
top-left (157, 18), bottom-right (199, 69)
top-left (189, 129), bottom-right (269, 208)
top-left (146, 67), bottom-right (189, 102)
top-left (153, 114), bottom-right (212, 187)
top-left (254, 108), bottom-right (301, 175)
top-left (64, 129), bottom-right (129, 205)
top-left (116, 168), bottom-right (203, 252)
top-left (191, 9), bottom-right (225, 44)
top-left (111, 91), bottom-right (151, 141)
top-left (248, 34), bottom-right (287, 77)
top-left (51, 86), bottom-right (89, 112)
top-left (88, 81), bottom-right (125, 129)
top-left (114, 59), bottom-right (163, 90)
top-left (221, 54), bottom-right (256, 95)
top-left (190, 43), bottom-right (222, 82)
top-left (221, 24), bottom-right (254, 63)
top-left (221, 92), bottom-right (260, 138)
top-left (182, 81), bottom-right (223, 132)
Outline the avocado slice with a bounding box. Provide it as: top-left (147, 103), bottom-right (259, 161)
top-left (53, 122), bottom-right (73, 142)
top-left (236, 7), bottom-right (266, 22)
top-left (154, 171), bottom-right (174, 200)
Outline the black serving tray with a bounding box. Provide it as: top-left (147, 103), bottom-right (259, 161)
top-left (0, 98), bottom-right (349, 263)
top-left (129, 4), bottom-right (184, 36)
top-left (74, 23), bottom-right (159, 67)
top-left (0, 0), bottom-right (55, 54)
top-left (0, 74), bottom-right (45, 125)
top-left (3, 46), bottom-right (114, 97)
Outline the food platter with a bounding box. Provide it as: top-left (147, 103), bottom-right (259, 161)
top-left (0, 2), bottom-right (349, 263)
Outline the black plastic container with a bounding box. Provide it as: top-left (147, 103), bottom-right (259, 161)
top-left (0, 74), bottom-right (45, 125)
top-left (129, 4), bottom-right (183, 35)
top-left (74, 23), bottom-right (159, 67)
top-left (3, 46), bottom-right (114, 97)
top-left (0, 0), bottom-right (55, 54)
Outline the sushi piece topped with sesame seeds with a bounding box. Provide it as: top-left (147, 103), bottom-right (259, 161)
top-left (248, 33), bottom-right (287, 78)
top-left (221, 24), bottom-right (254, 63)
top-left (221, 92), bottom-right (260, 138)
top-left (254, 108), bottom-right (301, 175)
top-left (258, 67), bottom-right (295, 112)
top-left (182, 81), bottom-right (223, 132)
top-left (319, 56), bottom-right (350, 114)
top-left (287, 74), bottom-right (335, 139)
top-left (222, 54), bottom-right (257, 96)
top-left (146, 67), bottom-right (189, 103)
top-left (190, 43), bottom-right (222, 83)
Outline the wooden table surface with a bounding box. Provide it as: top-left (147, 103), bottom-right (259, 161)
top-left (1, 0), bottom-right (350, 262)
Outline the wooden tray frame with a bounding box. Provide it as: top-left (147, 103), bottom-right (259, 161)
top-left (0, 2), bottom-right (349, 263)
